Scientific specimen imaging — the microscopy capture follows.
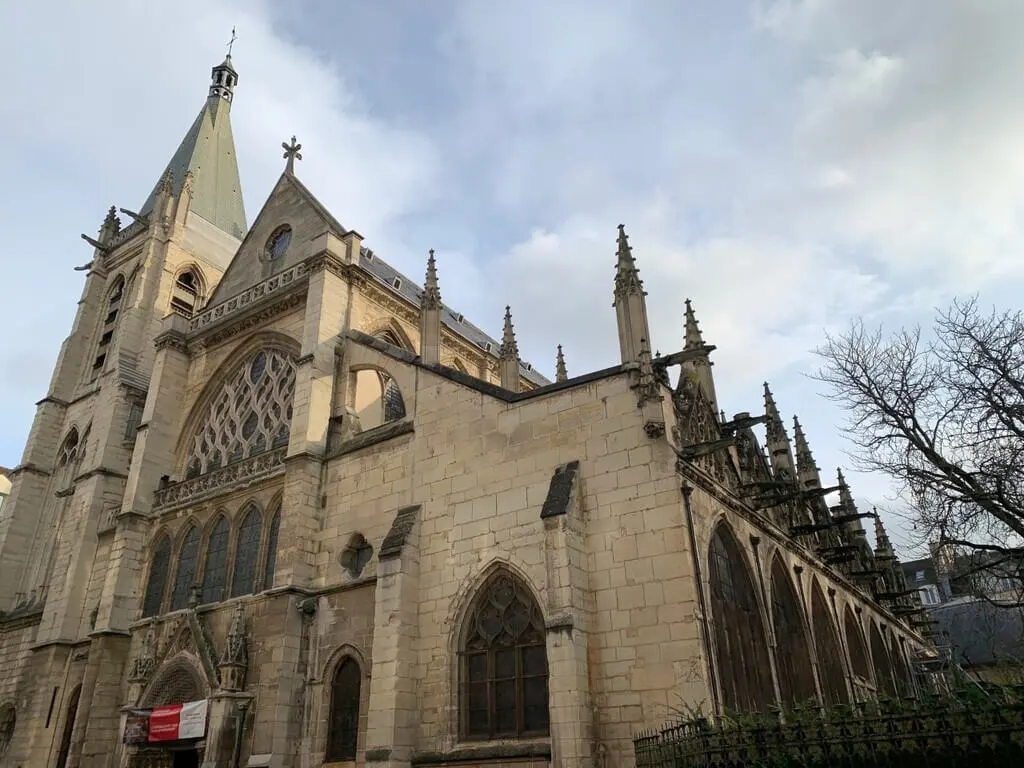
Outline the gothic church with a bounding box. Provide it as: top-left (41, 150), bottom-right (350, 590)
top-left (0, 55), bottom-right (932, 768)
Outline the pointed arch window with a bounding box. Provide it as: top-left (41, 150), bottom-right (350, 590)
top-left (55, 428), bottom-right (81, 489)
top-left (230, 507), bottom-right (262, 598)
top-left (844, 607), bottom-right (871, 684)
top-left (170, 526), bottom-right (201, 611)
top-left (460, 571), bottom-right (549, 740)
top-left (185, 348), bottom-right (296, 479)
top-left (54, 685), bottom-right (81, 768)
top-left (0, 704), bottom-right (14, 758)
top-left (142, 535), bottom-right (172, 618)
top-left (171, 268), bottom-right (204, 319)
top-left (263, 507), bottom-right (281, 591)
top-left (201, 517), bottom-right (230, 604)
top-left (811, 586), bottom-right (849, 706)
top-left (708, 525), bottom-right (775, 714)
top-left (326, 658), bottom-right (361, 761)
top-left (769, 558), bottom-right (816, 707)
top-left (870, 622), bottom-right (896, 697)
top-left (892, 638), bottom-right (913, 697)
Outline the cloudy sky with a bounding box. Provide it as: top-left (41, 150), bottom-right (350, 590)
top-left (2, 0), bottom-right (1023, 556)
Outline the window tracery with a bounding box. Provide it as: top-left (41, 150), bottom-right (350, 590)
top-left (201, 517), bottom-right (230, 604)
top-left (811, 586), bottom-right (849, 706)
top-left (326, 658), bottom-right (361, 761)
top-left (170, 526), bottom-right (201, 611)
top-left (263, 507), bottom-right (281, 591)
top-left (708, 525), bottom-right (775, 713)
top-left (185, 348), bottom-right (296, 479)
top-left (230, 507), bottom-right (262, 598)
top-left (340, 534), bottom-right (373, 578)
top-left (460, 571), bottom-right (549, 740)
top-left (770, 558), bottom-right (816, 706)
top-left (382, 377), bottom-right (406, 422)
top-left (142, 535), bottom-right (172, 618)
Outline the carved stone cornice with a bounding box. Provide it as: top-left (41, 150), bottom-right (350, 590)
top-left (199, 293), bottom-right (306, 349)
top-left (9, 463), bottom-right (51, 479)
top-left (34, 395), bottom-right (70, 408)
top-left (189, 262), bottom-right (310, 339)
top-left (153, 447), bottom-right (287, 513)
top-left (154, 330), bottom-right (188, 354)
top-left (307, 252), bottom-right (357, 280)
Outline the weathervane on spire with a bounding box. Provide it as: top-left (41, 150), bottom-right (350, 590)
top-left (282, 136), bottom-right (302, 174)
top-left (226, 27), bottom-right (238, 57)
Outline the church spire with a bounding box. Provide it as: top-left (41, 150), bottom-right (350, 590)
top-left (792, 416), bottom-right (821, 489)
top-left (137, 51), bottom-right (248, 240)
top-left (684, 299), bottom-right (704, 349)
top-left (499, 306), bottom-right (521, 392)
top-left (613, 224), bottom-right (653, 365)
top-left (874, 513), bottom-right (895, 556)
top-left (555, 344), bottom-right (568, 382)
top-left (419, 249), bottom-right (442, 365)
top-left (763, 383), bottom-right (796, 480)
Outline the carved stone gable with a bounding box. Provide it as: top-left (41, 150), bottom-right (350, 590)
top-left (673, 375), bottom-right (737, 488)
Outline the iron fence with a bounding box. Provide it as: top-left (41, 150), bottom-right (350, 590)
top-left (635, 688), bottom-right (1024, 767)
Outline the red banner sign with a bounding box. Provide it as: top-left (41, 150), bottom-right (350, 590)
top-left (147, 700), bottom-right (208, 743)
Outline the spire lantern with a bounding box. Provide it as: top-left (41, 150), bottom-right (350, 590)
top-left (209, 55), bottom-right (238, 104)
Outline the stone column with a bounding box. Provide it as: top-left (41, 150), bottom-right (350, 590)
top-left (540, 462), bottom-right (594, 768)
top-left (276, 240), bottom-right (352, 587)
top-left (365, 505), bottom-right (421, 768)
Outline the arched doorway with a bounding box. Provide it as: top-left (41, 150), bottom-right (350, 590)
top-left (134, 658), bottom-right (208, 768)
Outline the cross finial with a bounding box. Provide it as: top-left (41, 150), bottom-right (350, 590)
top-left (282, 136), bottom-right (302, 174)
top-left (227, 27), bottom-right (238, 57)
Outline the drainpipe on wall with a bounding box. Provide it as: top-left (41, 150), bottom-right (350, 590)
top-left (681, 482), bottom-right (721, 718)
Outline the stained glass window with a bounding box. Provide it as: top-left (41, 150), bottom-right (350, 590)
top-left (325, 659), bottom-right (361, 761)
top-left (201, 517), bottom-right (230, 604)
top-left (708, 524), bottom-right (775, 714)
top-left (263, 508), bottom-right (281, 591)
top-left (266, 226), bottom-right (292, 261)
top-left (142, 535), bottom-right (171, 618)
top-left (0, 704), bottom-right (14, 757)
top-left (170, 526), bottom-right (201, 611)
top-left (185, 348), bottom-right (296, 479)
top-left (811, 586), bottom-right (850, 706)
top-left (844, 607), bottom-right (870, 682)
top-left (461, 572), bottom-right (549, 740)
top-left (770, 558), bottom-right (816, 706)
top-left (382, 377), bottom-right (406, 422)
top-left (230, 507), bottom-right (262, 598)
top-left (54, 685), bottom-right (80, 768)
top-left (870, 622), bottom-right (896, 697)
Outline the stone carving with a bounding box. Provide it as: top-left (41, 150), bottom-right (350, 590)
top-left (218, 603), bottom-right (248, 691)
top-left (189, 263), bottom-right (309, 333)
top-left (129, 626), bottom-right (157, 684)
top-left (154, 446), bottom-right (286, 511)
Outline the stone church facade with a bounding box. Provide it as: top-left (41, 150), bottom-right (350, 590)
top-left (0, 55), bottom-right (932, 768)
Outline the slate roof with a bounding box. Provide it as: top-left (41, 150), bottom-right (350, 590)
top-left (358, 247), bottom-right (551, 387)
top-left (138, 95), bottom-right (247, 240)
top-left (929, 598), bottom-right (1024, 667)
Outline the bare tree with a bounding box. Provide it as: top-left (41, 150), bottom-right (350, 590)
top-left (814, 297), bottom-right (1024, 603)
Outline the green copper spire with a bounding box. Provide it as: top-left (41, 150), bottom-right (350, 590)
top-left (138, 55), bottom-right (247, 240)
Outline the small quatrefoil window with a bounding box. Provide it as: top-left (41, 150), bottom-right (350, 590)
top-left (265, 225), bottom-right (292, 261)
